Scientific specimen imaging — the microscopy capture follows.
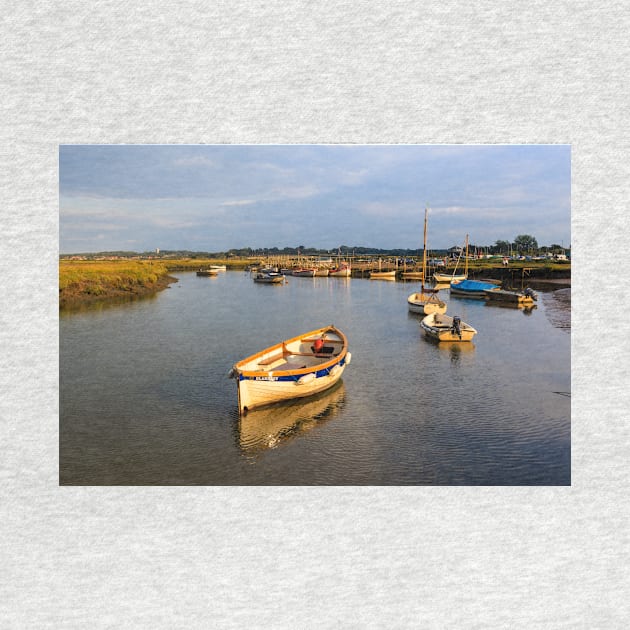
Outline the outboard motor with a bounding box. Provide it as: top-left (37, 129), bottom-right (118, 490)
top-left (523, 287), bottom-right (537, 300)
top-left (451, 316), bottom-right (462, 338)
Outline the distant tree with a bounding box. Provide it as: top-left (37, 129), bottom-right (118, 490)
top-left (549, 243), bottom-right (564, 254)
top-left (494, 239), bottom-right (511, 254)
top-left (513, 234), bottom-right (538, 253)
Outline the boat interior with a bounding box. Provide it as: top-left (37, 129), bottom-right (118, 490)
top-left (245, 334), bottom-right (344, 373)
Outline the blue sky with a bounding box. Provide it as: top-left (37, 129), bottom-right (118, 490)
top-left (59, 144), bottom-right (570, 253)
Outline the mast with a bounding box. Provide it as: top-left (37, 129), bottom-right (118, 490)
top-left (421, 207), bottom-right (428, 291)
top-left (464, 234), bottom-right (469, 276)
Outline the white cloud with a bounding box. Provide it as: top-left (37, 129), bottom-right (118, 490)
top-left (220, 199), bottom-right (257, 207)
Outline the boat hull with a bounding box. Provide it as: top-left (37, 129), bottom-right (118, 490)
top-left (253, 273), bottom-right (284, 284)
top-left (433, 273), bottom-right (466, 283)
top-left (484, 289), bottom-right (536, 305)
top-left (369, 270), bottom-right (396, 279)
top-left (420, 313), bottom-right (477, 342)
top-left (231, 326), bottom-right (350, 414)
top-left (450, 279), bottom-right (501, 299)
top-left (329, 267), bottom-right (351, 277)
top-left (292, 269), bottom-right (316, 277)
top-left (407, 292), bottom-right (447, 315)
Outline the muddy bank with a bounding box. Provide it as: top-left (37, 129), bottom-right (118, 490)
top-left (60, 274), bottom-right (178, 309)
top-left (468, 266), bottom-right (570, 284)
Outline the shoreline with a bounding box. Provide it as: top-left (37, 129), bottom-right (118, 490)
top-left (59, 274), bottom-right (178, 309)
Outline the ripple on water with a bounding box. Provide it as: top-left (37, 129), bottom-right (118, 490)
top-left (542, 288), bottom-right (571, 332)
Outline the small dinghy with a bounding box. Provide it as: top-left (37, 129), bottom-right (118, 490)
top-left (229, 325), bottom-right (351, 414)
top-left (449, 279), bottom-right (501, 298)
top-left (484, 287), bottom-right (537, 305)
top-left (253, 272), bottom-right (284, 284)
top-left (420, 312), bottom-right (477, 342)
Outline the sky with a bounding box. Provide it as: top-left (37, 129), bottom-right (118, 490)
top-left (59, 144), bottom-right (571, 253)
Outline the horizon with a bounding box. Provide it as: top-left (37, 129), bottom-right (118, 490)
top-left (59, 144), bottom-right (571, 253)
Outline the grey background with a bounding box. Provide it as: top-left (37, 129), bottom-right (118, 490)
top-left (1, 1), bottom-right (628, 628)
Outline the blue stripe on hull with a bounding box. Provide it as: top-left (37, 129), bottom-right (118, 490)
top-left (239, 356), bottom-right (346, 382)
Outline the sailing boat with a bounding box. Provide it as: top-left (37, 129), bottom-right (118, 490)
top-left (407, 208), bottom-right (447, 315)
top-left (433, 234), bottom-right (469, 284)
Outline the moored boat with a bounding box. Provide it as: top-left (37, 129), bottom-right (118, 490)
top-left (329, 263), bottom-right (351, 277)
top-left (253, 272), bottom-right (284, 284)
top-left (433, 271), bottom-right (467, 283)
top-left (209, 265), bottom-right (227, 272)
top-left (450, 279), bottom-right (501, 298)
top-left (420, 312), bottom-right (477, 342)
top-left (369, 270), bottom-right (396, 279)
top-left (314, 268), bottom-right (330, 276)
top-left (434, 234), bottom-right (469, 284)
top-left (407, 207), bottom-right (447, 315)
top-left (484, 287), bottom-right (537, 305)
top-left (292, 268), bottom-right (317, 277)
top-left (229, 325), bottom-right (351, 414)
top-left (196, 269), bottom-right (218, 276)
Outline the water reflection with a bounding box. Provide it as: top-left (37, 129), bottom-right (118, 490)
top-left (484, 301), bottom-right (538, 315)
top-left (59, 292), bottom-right (162, 316)
top-left (542, 288), bottom-right (571, 332)
top-left (237, 381), bottom-right (346, 455)
top-left (422, 336), bottom-right (476, 365)
top-left (433, 282), bottom-right (451, 291)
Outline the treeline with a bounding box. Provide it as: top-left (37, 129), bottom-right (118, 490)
top-left (60, 235), bottom-right (568, 259)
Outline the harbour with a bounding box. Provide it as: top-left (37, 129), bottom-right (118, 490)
top-left (60, 269), bottom-right (570, 485)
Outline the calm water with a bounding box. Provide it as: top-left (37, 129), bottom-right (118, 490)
top-left (60, 271), bottom-right (570, 485)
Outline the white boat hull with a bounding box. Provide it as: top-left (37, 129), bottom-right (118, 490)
top-left (237, 364), bottom-right (346, 412)
top-left (329, 267), bottom-right (351, 277)
top-left (407, 292), bottom-right (447, 315)
top-left (433, 273), bottom-right (467, 283)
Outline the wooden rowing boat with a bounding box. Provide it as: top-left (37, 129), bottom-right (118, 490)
top-left (229, 325), bottom-right (351, 414)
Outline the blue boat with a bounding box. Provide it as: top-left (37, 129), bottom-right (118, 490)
top-left (450, 279), bottom-right (501, 299)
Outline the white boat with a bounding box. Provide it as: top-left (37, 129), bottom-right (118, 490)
top-left (314, 268), bottom-right (330, 277)
top-left (229, 325), bottom-right (351, 414)
top-left (253, 272), bottom-right (284, 284)
top-left (420, 312), bottom-right (477, 342)
top-left (292, 268), bottom-right (317, 277)
top-left (209, 264), bottom-right (227, 272)
top-left (407, 208), bottom-right (447, 315)
top-left (434, 234), bottom-right (469, 284)
top-left (329, 264), bottom-right (351, 277)
top-left (433, 271), bottom-right (467, 283)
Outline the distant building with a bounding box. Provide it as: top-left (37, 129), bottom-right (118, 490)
top-left (156, 248), bottom-right (160, 254)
